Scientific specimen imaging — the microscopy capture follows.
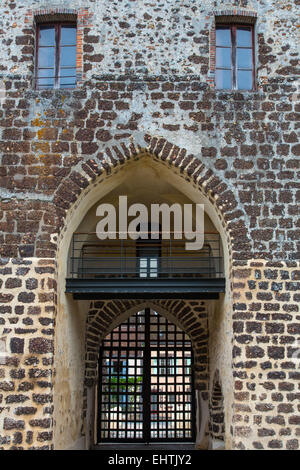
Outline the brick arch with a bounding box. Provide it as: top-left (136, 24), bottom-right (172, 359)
top-left (54, 134), bottom-right (251, 262)
top-left (85, 299), bottom-right (209, 391)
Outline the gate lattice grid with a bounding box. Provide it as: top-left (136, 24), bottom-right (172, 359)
top-left (98, 308), bottom-right (195, 443)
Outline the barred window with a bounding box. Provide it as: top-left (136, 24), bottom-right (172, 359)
top-left (36, 23), bottom-right (77, 89)
top-left (215, 25), bottom-right (255, 90)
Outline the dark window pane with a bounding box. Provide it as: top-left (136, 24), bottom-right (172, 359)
top-left (216, 47), bottom-right (231, 68)
top-left (216, 69), bottom-right (232, 89)
top-left (38, 68), bottom-right (55, 78)
top-left (60, 67), bottom-right (76, 88)
top-left (38, 47), bottom-right (55, 68)
top-left (216, 28), bottom-right (231, 47)
top-left (39, 26), bottom-right (55, 46)
top-left (60, 46), bottom-right (77, 67)
top-left (237, 28), bottom-right (252, 47)
top-left (237, 48), bottom-right (253, 69)
top-left (37, 74), bottom-right (55, 89)
top-left (37, 24), bottom-right (77, 89)
top-left (237, 70), bottom-right (253, 90)
top-left (37, 82), bottom-right (54, 89)
top-left (61, 26), bottom-right (77, 46)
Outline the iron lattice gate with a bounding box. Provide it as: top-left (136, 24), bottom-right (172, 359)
top-left (98, 308), bottom-right (195, 443)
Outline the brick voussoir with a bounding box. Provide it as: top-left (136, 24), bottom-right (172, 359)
top-left (69, 172), bottom-right (90, 189)
top-left (120, 142), bottom-right (132, 159)
top-left (152, 137), bottom-right (167, 158)
top-left (105, 147), bottom-right (118, 166)
top-left (85, 158), bottom-right (104, 176)
top-left (0, 1), bottom-right (298, 449)
top-left (112, 145), bottom-right (126, 163)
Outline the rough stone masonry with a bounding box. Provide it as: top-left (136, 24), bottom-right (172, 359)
top-left (0, 0), bottom-right (299, 450)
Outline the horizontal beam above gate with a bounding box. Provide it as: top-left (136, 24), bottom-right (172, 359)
top-left (65, 277), bottom-right (226, 300)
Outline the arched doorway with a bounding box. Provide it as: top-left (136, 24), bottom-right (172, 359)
top-left (53, 143), bottom-right (238, 450)
top-left (97, 308), bottom-right (195, 444)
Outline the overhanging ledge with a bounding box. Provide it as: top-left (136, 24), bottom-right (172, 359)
top-left (65, 277), bottom-right (226, 300)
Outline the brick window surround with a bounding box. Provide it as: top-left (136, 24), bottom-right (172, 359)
top-left (208, 9), bottom-right (257, 89)
top-left (25, 8), bottom-right (93, 87)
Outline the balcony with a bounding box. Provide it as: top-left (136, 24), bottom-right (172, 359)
top-left (66, 232), bottom-right (225, 300)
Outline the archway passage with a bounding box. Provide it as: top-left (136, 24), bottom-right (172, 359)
top-left (97, 308), bottom-right (195, 443)
top-left (54, 149), bottom-right (232, 450)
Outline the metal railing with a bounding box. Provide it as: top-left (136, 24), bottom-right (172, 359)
top-left (68, 232), bottom-right (224, 279)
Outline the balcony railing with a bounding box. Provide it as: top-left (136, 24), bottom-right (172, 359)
top-left (68, 232), bottom-right (224, 280)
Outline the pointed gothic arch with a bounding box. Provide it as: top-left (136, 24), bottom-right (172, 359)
top-left (54, 134), bottom-right (251, 266)
top-left (53, 134), bottom-right (244, 450)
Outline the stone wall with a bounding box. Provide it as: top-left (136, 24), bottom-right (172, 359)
top-left (0, 0), bottom-right (299, 450)
top-left (232, 261), bottom-right (300, 450)
top-left (0, 81), bottom-right (299, 261)
top-left (0, 0), bottom-right (299, 264)
top-left (1, 258), bottom-right (299, 449)
top-left (0, 258), bottom-right (55, 449)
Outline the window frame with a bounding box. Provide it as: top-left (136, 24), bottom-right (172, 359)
top-left (215, 23), bottom-right (255, 91)
top-left (35, 22), bottom-right (77, 90)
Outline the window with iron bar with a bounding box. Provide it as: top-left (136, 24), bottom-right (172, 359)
top-left (36, 23), bottom-right (77, 89)
top-left (215, 24), bottom-right (255, 90)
